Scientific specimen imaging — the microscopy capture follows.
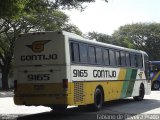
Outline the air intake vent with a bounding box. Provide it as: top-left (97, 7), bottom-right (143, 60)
top-left (74, 82), bottom-right (84, 103)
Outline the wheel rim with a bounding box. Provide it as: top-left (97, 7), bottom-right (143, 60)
top-left (153, 82), bottom-right (160, 89)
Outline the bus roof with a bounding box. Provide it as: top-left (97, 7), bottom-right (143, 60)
top-left (149, 61), bottom-right (160, 64)
top-left (62, 31), bottom-right (147, 55)
top-left (18, 31), bottom-right (147, 55)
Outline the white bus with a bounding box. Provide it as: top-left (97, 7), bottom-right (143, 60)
top-left (14, 31), bottom-right (151, 111)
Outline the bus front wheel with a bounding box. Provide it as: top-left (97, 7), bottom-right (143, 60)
top-left (51, 104), bottom-right (67, 112)
top-left (152, 81), bottom-right (160, 90)
top-left (133, 84), bottom-right (145, 101)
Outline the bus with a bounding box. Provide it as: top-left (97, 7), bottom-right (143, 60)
top-left (149, 61), bottom-right (160, 90)
top-left (14, 31), bottom-right (151, 111)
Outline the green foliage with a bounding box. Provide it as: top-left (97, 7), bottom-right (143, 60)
top-left (26, 10), bottom-right (69, 31)
top-left (112, 23), bottom-right (160, 60)
top-left (63, 24), bottom-right (82, 35)
top-left (87, 31), bottom-right (113, 44)
top-left (0, 0), bottom-right (27, 18)
top-left (0, 0), bottom-right (87, 89)
top-left (0, 0), bottom-right (108, 18)
top-left (87, 23), bottom-right (160, 61)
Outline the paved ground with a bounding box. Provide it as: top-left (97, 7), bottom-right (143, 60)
top-left (0, 91), bottom-right (160, 120)
top-left (0, 90), bottom-right (14, 97)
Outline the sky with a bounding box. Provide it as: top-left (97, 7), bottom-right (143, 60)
top-left (64, 0), bottom-right (160, 35)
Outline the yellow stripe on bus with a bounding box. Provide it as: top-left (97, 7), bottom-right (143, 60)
top-left (116, 68), bottom-right (126, 99)
top-left (153, 71), bottom-right (160, 81)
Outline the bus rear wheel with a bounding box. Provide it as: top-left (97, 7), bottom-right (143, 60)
top-left (133, 84), bottom-right (145, 101)
top-left (51, 104), bottom-right (67, 112)
top-left (152, 81), bottom-right (160, 90)
top-left (89, 88), bottom-right (103, 111)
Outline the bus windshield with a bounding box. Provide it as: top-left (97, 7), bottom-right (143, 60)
top-left (150, 61), bottom-right (160, 72)
top-left (149, 61), bottom-right (160, 90)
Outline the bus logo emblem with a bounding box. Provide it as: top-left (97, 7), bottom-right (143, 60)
top-left (26, 40), bottom-right (51, 53)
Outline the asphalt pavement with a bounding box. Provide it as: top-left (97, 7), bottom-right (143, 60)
top-left (0, 91), bottom-right (160, 120)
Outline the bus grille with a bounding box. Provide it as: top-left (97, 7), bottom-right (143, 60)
top-left (74, 82), bottom-right (84, 103)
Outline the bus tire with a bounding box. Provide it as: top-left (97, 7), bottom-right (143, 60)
top-left (89, 87), bottom-right (103, 111)
top-left (133, 84), bottom-right (145, 101)
top-left (51, 104), bottom-right (67, 112)
top-left (152, 81), bottom-right (160, 90)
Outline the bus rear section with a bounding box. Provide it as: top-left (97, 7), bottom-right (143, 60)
top-left (14, 32), bottom-right (70, 110)
top-left (149, 61), bottom-right (160, 90)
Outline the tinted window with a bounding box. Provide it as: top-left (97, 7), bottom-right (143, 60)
top-left (137, 54), bottom-right (143, 68)
top-left (130, 53), bottom-right (135, 67)
top-left (96, 47), bottom-right (103, 65)
top-left (71, 42), bottom-right (79, 62)
top-left (126, 53), bottom-right (131, 66)
top-left (89, 46), bottom-right (96, 64)
top-left (150, 63), bottom-right (160, 72)
top-left (116, 51), bottom-right (121, 66)
top-left (79, 44), bottom-right (88, 63)
top-left (109, 50), bottom-right (116, 66)
top-left (103, 49), bottom-right (109, 65)
top-left (121, 51), bottom-right (126, 66)
top-left (135, 54), bottom-right (139, 67)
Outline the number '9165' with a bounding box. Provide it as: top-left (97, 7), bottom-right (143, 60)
top-left (27, 74), bottom-right (50, 81)
top-left (73, 69), bottom-right (88, 77)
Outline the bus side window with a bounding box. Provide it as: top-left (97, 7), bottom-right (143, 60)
top-left (130, 53), bottom-right (135, 67)
top-left (115, 51), bottom-right (121, 66)
top-left (109, 50), bottom-right (116, 66)
top-left (120, 51), bottom-right (126, 66)
top-left (89, 46), bottom-right (96, 64)
top-left (135, 54), bottom-right (138, 67)
top-left (96, 47), bottom-right (103, 65)
top-left (126, 53), bottom-right (131, 67)
top-left (103, 49), bottom-right (110, 65)
top-left (137, 54), bottom-right (143, 68)
top-left (79, 43), bottom-right (88, 63)
top-left (71, 42), bottom-right (80, 63)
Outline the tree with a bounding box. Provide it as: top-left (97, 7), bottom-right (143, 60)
top-left (0, 10), bottom-right (82, 90)
top-left (0, 0), bottom-right (108, 90)
top-left (87, 31), bottom-right (114, 44)
top-left (0, 0), bottom-right (27, 18)
top-left (112, 23), bottom-right (160, 60)
top-left (0, 0), bottom-right (108, 18)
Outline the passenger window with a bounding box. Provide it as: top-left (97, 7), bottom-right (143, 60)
top-left (137, 54), bottom-right (143, 68)
top-left (126, 53), bottom-right (131, 67)
top-left (79, 43), bottom-right (88, 63)
top-left (130, 53), bottom-right (135, 67)
top-left (89, 46), bottom-right (96, 64)
top-left (135, 54), bottom-right (138, 67)
top-left (103, 49), bottom-right (109, 65)
top-left (109, 50), bottom-right (116, 66)
top-left (71, 42), bottom-right (79, 63)
top-left (96, 47), bottom-right (103, 65)
top-left (121, 51), bottom-right (126, 66)
top-left (116, 51), bottom-right (121, 66)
